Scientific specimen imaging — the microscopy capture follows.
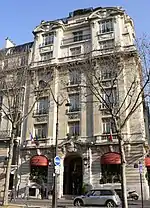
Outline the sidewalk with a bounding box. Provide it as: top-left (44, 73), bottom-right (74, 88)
top-left (1, 205), bottom-right (24, 208)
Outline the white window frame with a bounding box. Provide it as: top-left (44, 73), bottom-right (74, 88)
top-left (41, 51), bottom-right (53, 61)
top-left (42, 33), bottom-right (54, 46)
top-left (69, 94), bottom-right (80, 112)
top-left (99, 19), bottom-right (114, 34)
top-left (36, 97), bottom-right (48, 114)
top-left (34, 124), bottom-right (47, 139)
top-left (100, 89), bottom-right (117, 109)
top-left (102, 119), bottom-right (115, 134)
top-left (68, 121), bottom-right (80, 136)
top-left (73, 31), bottom-right (83, 42)
top-left (69, 69), bottom-right (81, 85)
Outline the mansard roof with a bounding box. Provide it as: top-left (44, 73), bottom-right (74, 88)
top-left (0, 42), bottom-right (33, 57)
top-left (33, 6), bottom-right (125, 35)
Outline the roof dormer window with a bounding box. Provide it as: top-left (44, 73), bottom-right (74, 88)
top-left (99, 19), bottom-right (114, 34)
top-left (42, 33), bottom-right (54, 46)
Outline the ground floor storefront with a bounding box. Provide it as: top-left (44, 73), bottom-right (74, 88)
top-left (6, 141), bottom-right (150, 200)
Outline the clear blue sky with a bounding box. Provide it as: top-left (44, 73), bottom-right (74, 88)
top-left (0, 0), bottom-right (149, 48)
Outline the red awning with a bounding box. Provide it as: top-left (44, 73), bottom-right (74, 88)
top-left (101, 152), bottom-right (121, 165)
top-left (30, 155), bottom-right (48, 166)
top-left (145, 157), bottom-right (150, 167)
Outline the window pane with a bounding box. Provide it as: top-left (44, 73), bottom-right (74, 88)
top-left (43, 34), bottom-right (54, 46)
top-left (100, 20), bottom-right (113, 34)
top-left (69, 70), bottom-right (81, 85)
top-left (69, 122), bottom-right (80, 136)
top-left (37, 97), bottom-right (48, 114)
top-left (93, 190), bottom-right (101, 196)
top-left (102, 119), bottom-right (116, 134)
top-left (35, 124), bottom-right (47, 138)
top-left (100, 190), bottom-right (113, 196)
top-left (69, 94), bottom-right (80, 111)
top-left (73, 31), bottom-right (83, 42)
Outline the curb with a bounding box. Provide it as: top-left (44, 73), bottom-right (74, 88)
top-left (0, 205), bottom-right (25, 208)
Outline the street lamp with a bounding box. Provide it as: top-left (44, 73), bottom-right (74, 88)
top-left (52, 96), bottom-right (71, 208)
top-left (134, 161), bottom-right (144, 208)
top-left (39, 80), bottom-right (71, 208)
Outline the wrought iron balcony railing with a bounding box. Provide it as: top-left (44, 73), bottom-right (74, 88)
top-left (33, 109), bottom-right (49, 116)
top-left (62, 34), bottom-right (91, 45)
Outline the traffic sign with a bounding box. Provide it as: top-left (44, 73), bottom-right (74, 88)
top-left (54, 156), bottom-right (61, 166)
top-left (55, 166), bottom-right (60, 174)
top-left (139, 163), bottom-right (143, 174)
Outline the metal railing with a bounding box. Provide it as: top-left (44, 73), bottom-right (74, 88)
top-left (62, 34), bottom-right (91, 45)
top-left (33, 109), bottom-right (49, 116)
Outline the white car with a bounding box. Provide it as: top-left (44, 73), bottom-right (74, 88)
top-left (74, 188), bottom-right (121, 207)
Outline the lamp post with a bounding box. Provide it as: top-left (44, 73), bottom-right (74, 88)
top-left (134, 161), bottom-right (144, 208)
top-left (52, 96), bottom-right (71, 208)
top-left (139, 162), bottom-right (144, 208)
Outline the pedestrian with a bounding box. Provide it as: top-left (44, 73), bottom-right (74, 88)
top-left (10, 186), bottom-right (15, 202)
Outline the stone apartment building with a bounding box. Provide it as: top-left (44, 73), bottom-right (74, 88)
top-left (0, 6), bottom-right (150, 199)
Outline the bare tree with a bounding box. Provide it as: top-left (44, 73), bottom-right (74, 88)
top-left (0, 45), bottom-right (54, 205)
top-left (61, 45), bottom-right (150, 208)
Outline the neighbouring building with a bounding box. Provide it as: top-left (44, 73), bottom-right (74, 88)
top-left (0, 6), bottom-right (150, 200)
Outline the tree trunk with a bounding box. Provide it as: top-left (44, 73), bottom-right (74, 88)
top-left (119, 136), bottom-right (128, 208)
top-left (3, 125), bottom-right (16, 205)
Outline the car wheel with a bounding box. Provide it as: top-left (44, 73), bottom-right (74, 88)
top-left (106, 200), bottom-right (116, 207)
top-left (74, 199), bottom-right (84, 207)
top-left (133, 195), bottom-right (138, 200)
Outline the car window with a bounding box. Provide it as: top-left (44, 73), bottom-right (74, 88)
top-left (92, 190), bottom-right (101, 196)
top-left (100, 190), bottom-right (113, 196)
top-left (86, 190), bottom-right (94, 196)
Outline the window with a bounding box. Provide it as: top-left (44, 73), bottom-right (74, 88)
top-left (100, 190), bottom-right (114, 196)
top-left (36, 97), bottom-right (48, 115)
top-left (34, 124), bottom-right (47, 139)
top-left (73, 31), bottom-right (83, 42)
top-left (29, 188), bottom-right (36, 196)
top-left (69, 69), bottom-right (81, 85)
top-left (68, 121), bottom-right (80, 136)
top-left (99, 19), bottom-right (114, 34)
top-left (100, 164), bottom-right (121, 184)
top-left (92, 190), bottom-right (101, 196)
top-left (101, 89), bottom-right (117, 109)
top-left (99, 40), bottom-right (114, 50)
top-left (42, 34), bottom-right (54, 46)
top-left (30, 166), bottom-right (48, 183)
top-left (69, 94), bottom-right (80, 112)
top-left (41, 52), bottom-right (53, 61)
top-left (70, 47), bottom-right (81, 56)
top-left (102, 119), bottom-right (116, 134)
top-left (20, 56), bottom-right (27, 66)
top-left (101, 70), bottom-right (117, 80)
top-left (4, 59), bottom-right (8, 68)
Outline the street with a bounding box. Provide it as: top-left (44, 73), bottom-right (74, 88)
top-left (4, 198), bottom-right (150, 208)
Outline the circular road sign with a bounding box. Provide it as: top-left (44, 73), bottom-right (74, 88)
top-left (54, 156), bottom-right (61, 166)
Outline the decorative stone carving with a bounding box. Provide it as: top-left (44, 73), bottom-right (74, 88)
top-left (66, 141), bottom-right (78, 152)
top-left (35, 116), bottom-right (48, 123)
top-left (68, 113), bottom-right (80, 120)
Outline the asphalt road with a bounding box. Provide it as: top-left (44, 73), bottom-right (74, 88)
top-left (6, 198), bottom-right (150, 208)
